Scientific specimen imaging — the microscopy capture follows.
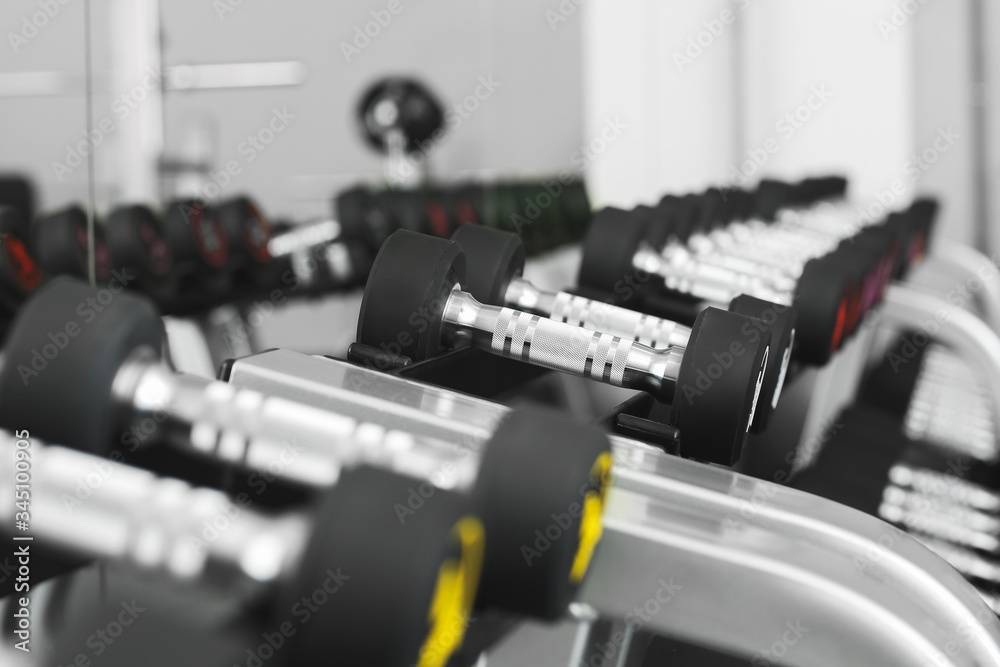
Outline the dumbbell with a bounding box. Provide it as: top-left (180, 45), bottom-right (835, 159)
top-left (451, 223), bottom-right (794, 432)
top-left (581, 206), bottom-right (860, 365)
top-left (679, 218), bottom-right (889, 342)
top-left (337, 179), bottom-right (593, 256)
top-left (30, 205), bottom-right (112, 283)
top-left (904, 353), bottom-right (995, 461)
top-left (681, 185), bottom-right (928, 290)
top-left (861, 340), bottom-right (996, 463)
top-left (358, 76), bottom-right (445, 156)
top-left (268, 218), bottom-right (375, 296)
top-left (155, 199), bottom-right (243, 314)
top-left (0, 432), bottom-right (484, 667)
top-left (105, 204), bottom-right (174, 301)
top-left (0, 278), bottom-right (612, 620)
top-left (357, 229), bottom-right (768, 465)
top-left (721, 196), bottom-right (933, 296)
top-left (750, 176), bottom-right (848, 222)
top-left (791, 405), bottom-right (1000, 602)
top-left (214, 195), bottom-right (279, 288)
top-left (663, 188), bottom-right (909, 310)
top-left (600, 188), bottom-right (916, 363)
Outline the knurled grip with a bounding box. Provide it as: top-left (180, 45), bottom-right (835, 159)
top-left (0, 433), bottom-right (301, 585)
top-left (549, 292), bottom-right (687, 349)
top-left (491, 307), bottom-right (633, 385)
top-left (170, 379), bottom-right (471, 488)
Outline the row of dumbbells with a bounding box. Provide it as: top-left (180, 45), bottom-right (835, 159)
top-left (345, 177), bottom-right (937, 465)
top-left (793, 400), bottom-right (1000, 613)
top-left (0, 197), bottom-right (374, 327)
top-left (335, 178), bottom-right (592, 255)
top-left (0, 278), bottom-right (619, 667)
top-left (575, 182), bottom-right (937, 366)
top-left (782, 316), bottom-right (1000, 612)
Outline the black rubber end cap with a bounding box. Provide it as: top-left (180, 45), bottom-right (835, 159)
top-left (105, 204), bottom-right (173, 278)
top-left (162, 200), bottom-right (229, 270)
top-left (671, 307), bottom-right (768, 465)
top-left (451, 225), bottom-right (525, 305)
top-left (754, 179), bottom-right (793, 221)
top-left (215, 196), bottom-right (273, 265)
top-left (31, 206), bottom-right (95, 280)
top-left (0, 176), bottom-right (35, 228)
top-left (473, 407), bottom-right (612, 620)
top-left (578, 207), bottom-right (649, 292)
top-left (0, 206), bottom-right (28, 240)
top-left (357, 230), bottom-right (465, 362)
top-left (792, 258), bottom-right (851, 365)
top-left (728, 295), bottom-right (798, 433)
top-left (0, 278), bottom-right (164, 454)
top-left (286, 465), bottom-right (481, 667)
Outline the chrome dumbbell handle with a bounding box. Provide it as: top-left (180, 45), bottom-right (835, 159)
top-left (0, 432), bottom-right (309, 590)
top-left (112, 351), bottom-right (479, 491)
top-left (633, 246), bottom-right (792, 307)
top-left (684, 235), bottom-right (811, 283)
top-left (888, 464), bottom-right (1000, 512)
top-left (883, 485), bottom-right (1000, 533)
top-left (504, 278), bottom-right (692, 349)
top-left (702, 227), bottom-right (837, 271)
top-left (879, 501), bottom-right (1000, 553)
top-left (661, 246), bottom-right (798, 294)
top-left (443, 288), bottom-right (685, 400)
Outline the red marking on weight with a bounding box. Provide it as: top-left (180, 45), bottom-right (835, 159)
top-left (426, 201), bottom-right (449, 237)
top-left (243, 204), bottom-right (273, 264)
top-left (3, 237), bottom-right (42, 291)
top-left (188, 203), bottom-right (228, 268)
top-left (74, 226), bottom-right (111, 281)
top-left (456, 201), bottom-right (478, 226)
top-left (139, 220), bottom-right (172, 275)
top-left (829, 293), bottom-right (848, 353)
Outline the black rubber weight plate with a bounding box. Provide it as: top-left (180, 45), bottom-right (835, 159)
top-left (728, 295), bottom-right (797, 433)
top-left (357, 229), bottom-right (465, 362)
top-left (670, 307), bottom-right (767, 465)
top-left (792, 258), bottom-right (851, 366)
top-left (285, 465), bottom-right (481, 667)
top-left (450, 224), bottom-right (525, 305)
top-left (0, 278), bottom-right (164, 454)
top-left (473, 407), bottom-right (611, 620)
top-left (31, 207), bottom-right (89, 278)
top-left (578, 207), bottom-right (649, 293)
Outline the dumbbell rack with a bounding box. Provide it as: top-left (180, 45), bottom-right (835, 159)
top-left (8, 190), bottom-right (1000, 666)
top-left (767, 243), bottom-right (1000, 483)
top-left (334, 210), bottom-right (1000, 664)
top-left (220, 348), bottom-right (1000, 666)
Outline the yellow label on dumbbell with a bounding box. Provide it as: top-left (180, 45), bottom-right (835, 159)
top-left (569, 452), bottom-right (613, 584)
top-left (417, 516), bottom-right (485, 667)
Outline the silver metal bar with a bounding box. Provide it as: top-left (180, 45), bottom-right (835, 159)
top-left (505, 278), bottom-right (692, 350)
top-left (0, 433), bottom-right (309, 593)
top-left (583, 444), bottom-right (1000, 667)
top-left (880, 285), bottom-right (1000, 447)
top-left (923, 241), bottom-right (1000, 333)
top-left (113, 353), bottom-right (478, 491)
top-left (225, 349), bottom-right (1000, 664)
top-left (442, 289), bottom-right (686, 400)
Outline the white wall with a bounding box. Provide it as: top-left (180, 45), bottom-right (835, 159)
top-left (582, 0), bottom-right (740, 208)
top-left (0, 0), bottom-right (587, 221)
top-left (582, 0), bottom-right (985, 252)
